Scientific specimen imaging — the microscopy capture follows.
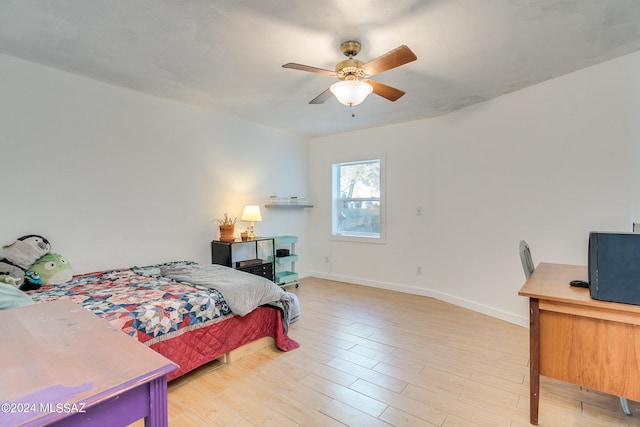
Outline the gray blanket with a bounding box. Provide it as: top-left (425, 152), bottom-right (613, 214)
top-left (160, 264), bottom-right (293, 329)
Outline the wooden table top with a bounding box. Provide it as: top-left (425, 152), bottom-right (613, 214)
top-left (0, 299), bottom-right (177, 406)
top-left (518, 262), bottom-right (640, 315)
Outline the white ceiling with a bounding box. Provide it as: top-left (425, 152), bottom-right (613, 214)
top-left (2, 0), bottom-right (640, 138)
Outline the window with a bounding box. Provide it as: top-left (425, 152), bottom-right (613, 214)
top-left (332, 157), bottom-right (385, 242)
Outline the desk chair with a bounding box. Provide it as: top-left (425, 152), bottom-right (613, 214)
top-left (518, 240), bottom-right (632, 416)
top-left (519, 240), bottom-right (534, 279)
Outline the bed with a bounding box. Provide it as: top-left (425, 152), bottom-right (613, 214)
top-left (26, 262), bottom-right (299, 380)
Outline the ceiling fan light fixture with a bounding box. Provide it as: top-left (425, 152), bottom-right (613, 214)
top-left (330, 80), bottom-right (373, 106)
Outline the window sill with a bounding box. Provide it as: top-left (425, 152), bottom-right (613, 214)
top-left (330, 234), bottom-right (386, 245)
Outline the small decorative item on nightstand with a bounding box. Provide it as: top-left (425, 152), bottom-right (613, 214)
top-left (216, 212), bottom-right (236, 242)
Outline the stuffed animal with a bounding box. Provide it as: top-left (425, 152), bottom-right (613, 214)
top-left (20, 271), bottom-right (42, 291)
top-left (0, 262), bottom-right (27, 288)
top-left (0, 234), bottom-right (51, 289)
top-left (0, 235), bottom-right (50, 269)
top-left (0, 273), bottom-right (22, 288)
top-left (29, 253), bottom-right (73, 286)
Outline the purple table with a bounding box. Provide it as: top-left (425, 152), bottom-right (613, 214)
top-left (0, 299), bottom-right (178, 426)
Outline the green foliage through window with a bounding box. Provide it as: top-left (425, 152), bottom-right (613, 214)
top-left (332, 159), bottom-right (381, 238)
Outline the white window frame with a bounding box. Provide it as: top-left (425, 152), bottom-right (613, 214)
top-left (331, 154), bottom-right (386, 244)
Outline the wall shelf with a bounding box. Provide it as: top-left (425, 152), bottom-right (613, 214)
top-left (265, 196), bottom-right (312, 208)
top-left (265, 204), bottom-right (313, 209)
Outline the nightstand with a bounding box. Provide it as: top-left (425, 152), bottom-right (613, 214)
top-left (211, 237), bottom-right (275, 281)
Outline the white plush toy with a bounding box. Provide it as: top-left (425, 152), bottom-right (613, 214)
top-left (0, 235), bottom-right (51, 289)
top-left (0, 235), bottom-right (51, 269)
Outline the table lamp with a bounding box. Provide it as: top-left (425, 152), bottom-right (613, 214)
top-left (241, 205), bottom-right (262, 239)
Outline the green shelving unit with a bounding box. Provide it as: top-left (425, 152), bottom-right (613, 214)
top-left (274, 235), bottom-right (299, 288)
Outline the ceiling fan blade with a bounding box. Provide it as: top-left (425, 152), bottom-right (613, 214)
top-left (282, 63), bottom-right (336, 76)
top-left (361, 45), bottom-right (417, 77)
top-left (365, 80), bottom-right (406, 102)
top-left (309, 88), bottom-right (333, 104)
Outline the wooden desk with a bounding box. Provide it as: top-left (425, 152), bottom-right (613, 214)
top-left (519, 263), bottom-right (640, 425)
top-left (0, 299), bottom-right (178, 427)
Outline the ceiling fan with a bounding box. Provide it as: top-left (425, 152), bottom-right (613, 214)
top-left (282, 41), bottom-right (417, 107)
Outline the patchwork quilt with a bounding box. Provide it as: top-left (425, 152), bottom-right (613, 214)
top-left (26, 265), bottom-right (299, 379)
top-left (27, 268), bottom-right (232, 345)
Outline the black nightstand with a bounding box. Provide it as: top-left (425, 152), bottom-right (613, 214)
top-left (210, 237), bottom-right (275, 281)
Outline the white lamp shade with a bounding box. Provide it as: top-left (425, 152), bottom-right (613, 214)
top-left (241, 205), bottom-right (262, 222)
top-left (330, 80), bottom-right (373, 106)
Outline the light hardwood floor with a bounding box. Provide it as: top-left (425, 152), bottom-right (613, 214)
top-left (136, 277), bottom-right (640, 426)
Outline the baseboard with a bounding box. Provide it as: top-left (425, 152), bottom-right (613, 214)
top-left (309, 271), bottom-right (529, 328)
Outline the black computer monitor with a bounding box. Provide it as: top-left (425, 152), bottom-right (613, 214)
top-left (589, 231), bottom-right (640, 305)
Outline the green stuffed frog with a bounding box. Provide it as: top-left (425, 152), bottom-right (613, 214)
top-left (29, 253), bottom-right (73, 286)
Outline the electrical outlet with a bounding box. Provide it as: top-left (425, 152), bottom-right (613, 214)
top-left (324, 256), bottom-right (330, 263)
top-left (416, 207), bottom-right (423, 216)
top-left (416, 266), bottom-right (422, 275)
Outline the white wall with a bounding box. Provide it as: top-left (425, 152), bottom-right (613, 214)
top-left (0, 53), bottom-right (310, 275)
top-left (308, 50), bottom-right (640, 327)
top-left (4, 48), bottom-right (639, 327)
